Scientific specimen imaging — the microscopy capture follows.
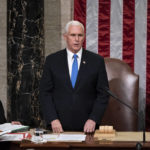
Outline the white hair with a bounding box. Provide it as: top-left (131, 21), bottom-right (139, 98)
top-left (65, 20), bottom-right (84, 33)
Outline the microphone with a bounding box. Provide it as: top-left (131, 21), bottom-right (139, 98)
top-left (101, 87), bottom-right (145, 149)
top-left (102, 87), bottom-right (138, 116)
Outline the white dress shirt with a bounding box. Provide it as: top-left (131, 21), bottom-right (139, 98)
top-left (66, 48), bottom-right (82, 77)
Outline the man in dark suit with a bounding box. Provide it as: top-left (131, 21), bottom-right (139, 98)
top-left (39, 20), bottom-right (109, 133)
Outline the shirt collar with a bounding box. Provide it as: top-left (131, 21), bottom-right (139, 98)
top-left (66, 48), bottom-right (83, 60)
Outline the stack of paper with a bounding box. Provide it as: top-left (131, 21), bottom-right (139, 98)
top-left (0, 133), bottom-right (29, 141)
top-left (0, 123), bottom-right (29, 136)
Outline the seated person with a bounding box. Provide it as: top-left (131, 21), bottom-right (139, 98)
top-left (0, 100), bottom-right (21, 125)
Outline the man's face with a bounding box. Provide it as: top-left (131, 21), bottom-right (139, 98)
top-left (63, 25), bottom-right (85, 53)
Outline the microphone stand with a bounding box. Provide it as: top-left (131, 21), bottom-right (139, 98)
top-left (136, 109), bottom-right (145, 150)
top-left (102, 87), bottom-right (145, 150)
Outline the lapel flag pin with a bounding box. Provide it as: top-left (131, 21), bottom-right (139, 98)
top-left (83, 61), bottom-right (86, 64)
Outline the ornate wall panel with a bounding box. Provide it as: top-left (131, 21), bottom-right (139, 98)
top-left (7, 0), bottom-right (44, 127)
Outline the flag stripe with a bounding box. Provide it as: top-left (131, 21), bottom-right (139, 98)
top-left (86, 0), bottom-right (99, 53)
top-left (146, 0), bottom-right (150, 129)
top-left (98, 0), bottom-right (111, 57)
top-left (134, 0), bottom-right (147, 130)
top-left (74, 0), bottom-right (87, 48)
top-left (110, 0), bottom-right (123, 59)
top-left (123, 0), bottom-right (135, 69)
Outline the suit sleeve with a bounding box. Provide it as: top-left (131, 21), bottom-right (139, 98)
top-left (89, 57), bottom-right (109, 125)
top-left (39, 57), bottom-right (58, 125)
top-left (0, 101), bottom-right (6, 124)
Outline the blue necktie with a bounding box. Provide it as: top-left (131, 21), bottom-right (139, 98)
top-left (71, 54), bottom-right (78, 88)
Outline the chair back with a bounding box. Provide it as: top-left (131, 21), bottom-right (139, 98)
top-left (101, 58), bottom-right (139, 131)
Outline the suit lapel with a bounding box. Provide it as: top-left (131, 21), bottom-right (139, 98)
top-left (62, 49), bottom-right (73, 90)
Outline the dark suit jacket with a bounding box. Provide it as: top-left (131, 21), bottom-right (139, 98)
top-left (0, 101), bottom-right (6, 124)
top-left (39, 49), bottom-right (109, 131)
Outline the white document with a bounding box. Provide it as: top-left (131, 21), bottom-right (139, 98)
top-left (0, 133), bottom-right (28, 141)
top-left (0, 130), bottom-right (12, 136)
top-left (57, 134), bottom-right (86, 141)
top-left (42, 133), bottom-right (86, 142)
top-left (0, 123), bottom-right (29, 135)
top-left (42, 134), bottom-right (59, 141)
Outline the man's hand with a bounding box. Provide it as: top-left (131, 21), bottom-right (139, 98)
top-left (11, 121), bottom-right (21, 125)
top-left (84, 119), bottom-right (96, 133)
top-left (51, 119), bottom-right (63, 133)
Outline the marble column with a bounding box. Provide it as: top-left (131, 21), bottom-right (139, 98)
top-left (7, 0), bottom-right (44, 127)
top-left (44, 0), bottom-right (73, 56)
top-left (60, 0), bottom-right (74, 49)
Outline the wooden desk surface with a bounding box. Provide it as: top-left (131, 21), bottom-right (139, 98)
top-left (20, 141), bottom-right (150, 150)
top-left (19, 132), bottom-right (150, 150)
top-left (1, 132), bottom-right (150, 150)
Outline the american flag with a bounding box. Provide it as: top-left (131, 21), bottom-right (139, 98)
top-left (74, 0), bottom-right (150, 130)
